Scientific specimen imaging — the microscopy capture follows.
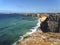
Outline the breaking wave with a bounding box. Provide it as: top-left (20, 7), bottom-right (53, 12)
top-left (12, 18), bottom-right (41, 45)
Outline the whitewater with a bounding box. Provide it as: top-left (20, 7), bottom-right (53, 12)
top-left (12, 18), bottom-right (41, 45)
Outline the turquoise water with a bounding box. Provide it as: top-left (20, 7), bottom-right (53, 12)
top-left (0, 14), bottom-right (37, 45)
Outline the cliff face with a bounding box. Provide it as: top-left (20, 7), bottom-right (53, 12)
top-left (40, 14), bottom-right (60, 32)
top-left (48, 14), bottom-right (60, 32)
top-left (16, 13), bottom-right (60, 45)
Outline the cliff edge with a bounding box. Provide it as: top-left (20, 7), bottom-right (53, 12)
top-left (16, 13), bottom-right (60, 45)
top-left (16, 30), bottom-right (60, 45)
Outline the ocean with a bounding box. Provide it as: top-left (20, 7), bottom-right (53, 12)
top-left (0, 14), bottom-right (38, 45)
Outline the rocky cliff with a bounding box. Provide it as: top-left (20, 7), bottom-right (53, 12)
top-left (16, 30), bottom-right (60, 45)
top-left (40, 13), bottom-right (60, 32)
top-left (16, 13), bottom-right (60, 45)
top-left (24, 13), bottom-right (60, 32)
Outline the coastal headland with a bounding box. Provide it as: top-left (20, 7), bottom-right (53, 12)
top-left (16, 13), bottom-right (60, 45)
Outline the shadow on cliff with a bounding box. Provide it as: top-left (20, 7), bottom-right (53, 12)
top-left (55, 18), bottom-right (60, 32)
top-left (40, 15), bottom-right (60, 33)
top-left (40, 18), bottom-right (50, 32)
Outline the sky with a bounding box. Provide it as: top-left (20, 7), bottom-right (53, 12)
top-left (0, 0), bottom-right (60, 13)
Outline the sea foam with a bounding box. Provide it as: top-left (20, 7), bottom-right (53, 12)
top-left (12, 18), bottom-right (41, 45)
top-left (19, 18), bottom-right (41, 41)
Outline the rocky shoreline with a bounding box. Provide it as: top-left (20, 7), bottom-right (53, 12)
top-left (16, 13), bottom-right (60, 45)
top-left (16, 30), bottom-right (60, 45)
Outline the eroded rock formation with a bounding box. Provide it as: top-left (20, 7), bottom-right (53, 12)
top-left (40, 14), bottom-right (60, 32)
top-left (16, 13), bottom-right (60, 45)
